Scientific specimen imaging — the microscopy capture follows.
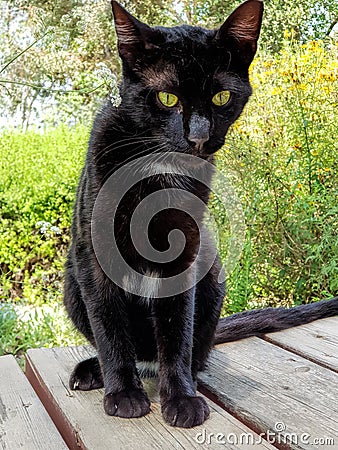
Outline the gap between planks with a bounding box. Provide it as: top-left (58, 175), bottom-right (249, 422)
top-left (25, 346), bottom-right (275, 450)
top-left (262, 317), bottom-right (338, 374)
top-left (198, 335), bottom-right (338, 450)
top-left (0, 354), bottom-right (68, 450)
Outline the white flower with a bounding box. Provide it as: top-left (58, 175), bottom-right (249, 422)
top-left (50, 226), bottom-right (61, 235)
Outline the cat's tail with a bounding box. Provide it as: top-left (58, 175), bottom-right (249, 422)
top-left (214, 297), bottom-right (338, 344)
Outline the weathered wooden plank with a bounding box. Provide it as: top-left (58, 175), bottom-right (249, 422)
top-left (198, 337), bottom-right (338, 450)
top-left (0, 354), bottom-right (67, 450)
top-left (26, 346), bottom-right (274, 450)
top-left (265, 317), bottom-right (338, 372)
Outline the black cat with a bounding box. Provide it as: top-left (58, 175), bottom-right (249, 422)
top-left (64, 0), bottom-right (338, 428)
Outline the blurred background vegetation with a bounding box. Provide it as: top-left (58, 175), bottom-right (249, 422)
top-left (0, 0), bottom-right (337, 357)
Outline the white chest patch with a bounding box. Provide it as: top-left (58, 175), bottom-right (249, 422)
top-left (122, 270), bottom-right (161, 301)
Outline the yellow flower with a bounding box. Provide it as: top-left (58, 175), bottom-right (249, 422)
top-left (271, 87), bottom-right (283, 95)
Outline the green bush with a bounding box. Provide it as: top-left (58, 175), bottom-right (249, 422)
top-left (0, 125), bottom-right (88, 355)
top-left (0, 302), bottom-right (84, 358)
top-left (0, 125), bottom-right (88, 304)
top-left (217, 38), bottom-right (338, 312)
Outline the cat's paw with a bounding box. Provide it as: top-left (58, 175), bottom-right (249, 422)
top-left (69, 357), bottom-right (104, 391)
top-left (104, 389), bottom-right (151, 418)
top-left (161, 395), bottom-right (210, 428)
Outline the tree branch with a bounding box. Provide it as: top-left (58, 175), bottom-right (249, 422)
top-left (326, 17), bottom-right (338, 36)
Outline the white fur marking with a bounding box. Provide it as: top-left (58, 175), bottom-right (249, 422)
top-left (122, 270), bottom-right (161, 301)
top-left (137, 360), bottom-right (159, 377)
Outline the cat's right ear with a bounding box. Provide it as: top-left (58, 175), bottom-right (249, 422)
top-left (111, 1), bottom-right (161, 66)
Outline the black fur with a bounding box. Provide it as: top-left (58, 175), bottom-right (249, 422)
top-left (64, 0), bottom-right (337, 429)
top-left (214, 296), bottom-right (338, 344)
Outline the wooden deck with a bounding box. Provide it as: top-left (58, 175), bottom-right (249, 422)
top-left (1, 316), bottom-right (338, 449)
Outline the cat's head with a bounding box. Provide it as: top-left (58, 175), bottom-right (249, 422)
top-left (111, 0), bottom-right (263, 158)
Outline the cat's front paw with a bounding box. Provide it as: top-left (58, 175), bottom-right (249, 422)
top-left (161, 395), bottom-right (210, 428)
top-left (69, 357), bottom-right (104, 391)
top-left (104, 389), bottom-right (151, 418)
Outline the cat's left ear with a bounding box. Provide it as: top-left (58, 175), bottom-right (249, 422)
top-left (111, 1), bottom-right (161, 66)
top-left (215, 0), bottom-right (263, 68)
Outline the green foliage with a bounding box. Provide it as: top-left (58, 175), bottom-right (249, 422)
top-left (0, 125), bottom-right (88, 304)
top-left (0, 302), bottom-right (84, 358)
top-left (1, 1), bottom-right (117, 129)
top-left (218, 39), bottom-right (338, 312)
top-left (1, 0), bottom-right (337, 129)
top-left (0, 126), bottom-right (88, 357)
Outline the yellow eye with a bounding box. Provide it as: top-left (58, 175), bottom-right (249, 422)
top-left (212, 90), bottom-right (231, 106)
top-left (158, 91), bottom-right (179, 107)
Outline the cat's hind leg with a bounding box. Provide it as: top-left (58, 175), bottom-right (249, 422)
top-left (70, 356), bottom-right (103, 390)
top-left (192, 254), bottom-right (225, 379)
top-left (64, 259), bottom-right (95, 345)
top-left (64, 261), bottom-right (104, 390)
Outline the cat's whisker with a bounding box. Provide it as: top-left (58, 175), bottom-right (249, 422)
top-left (94, 128), bottom-right (159, 158)
top-left (94, 137), bottom-right (161, 164)
top-left (102, 142), bottom-right (168, 181)
top-left (95, 136), bottom-right (159, 158)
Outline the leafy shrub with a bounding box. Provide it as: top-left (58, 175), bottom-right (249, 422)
top-left (217, 38), bottom-right (338, 312)
top-left (0, 302), bottom-right (84, 358)
top-left (0, 125), bottom-right (88, 304)
top-left (0, 126), bottom-right (88, 356)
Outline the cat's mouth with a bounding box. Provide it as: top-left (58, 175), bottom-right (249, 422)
top-left (185, 140), bottom-right (223, 158)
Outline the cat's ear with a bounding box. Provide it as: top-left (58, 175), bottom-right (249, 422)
top-left (111, 1), bottom-right (161, 65)
top-left (215, 0), bottom-right (263, 68)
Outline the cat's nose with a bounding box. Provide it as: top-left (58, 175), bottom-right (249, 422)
top-left (188, 114), bottom-right (210, 151)
top-left (188, 135), bottom-right (209, 151)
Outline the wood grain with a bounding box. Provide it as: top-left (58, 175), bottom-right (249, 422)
top-left (198, 337), bottom-right (338, 450)
top-left (26, 346), bottom-right (274, 450)
top-left (0, 354), bottom-right (67, 450)
top-left (265, 317), bottom-right (338, 372)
